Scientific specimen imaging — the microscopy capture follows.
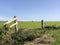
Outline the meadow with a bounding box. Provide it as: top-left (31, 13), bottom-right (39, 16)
top-left (0, 21), bottom-right (60, 28)
top-left (0, 21), bottom-right (60, 45)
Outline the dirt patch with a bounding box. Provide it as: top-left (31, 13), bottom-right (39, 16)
top-left (25, 34), bottom-right (55, 45)
top-left (33, 34), bottom-right (55, 45)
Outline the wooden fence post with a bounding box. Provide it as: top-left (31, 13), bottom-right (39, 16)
top-left (14, 16), bottom-right (18, 32)
top-left (3, 16), bottom-right (18, 32)
top-left (41, 20), bottom-right (44, 29)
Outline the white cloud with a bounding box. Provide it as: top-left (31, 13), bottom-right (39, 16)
top-left (0, 16), bottom-right (10, 21)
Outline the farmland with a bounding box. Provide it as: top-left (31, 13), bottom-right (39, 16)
top-left (0, 21), bottom-right (60, 45)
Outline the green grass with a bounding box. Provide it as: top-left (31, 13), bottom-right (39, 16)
top-left (0, 21), bottom-right (5, 28)
top-left (18, 21), bottom-right (41, 29)
top-left (0, 21), bottom-right (60, 29)
top-left (46, 21), bottom-right (60, 26)
top-left (0, 21), bottom-right (60, 45)
top-left (19, 21), bottom-right (60, 29)
top-left (45, 29), bottom-right (60, 45)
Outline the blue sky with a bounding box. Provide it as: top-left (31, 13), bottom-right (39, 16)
top-left (0, 0), bottom-right (60, 21)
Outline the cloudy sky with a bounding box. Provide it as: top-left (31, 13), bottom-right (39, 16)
top-left (0, 0), bottom-right (60, 21)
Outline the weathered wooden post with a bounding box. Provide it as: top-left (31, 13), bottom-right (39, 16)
top-left (14, 16), bottom-right (18, 32)
top-left (3, 16), bottom-right (18, 33)
top-left (41, 20), bottom-right (44, 29)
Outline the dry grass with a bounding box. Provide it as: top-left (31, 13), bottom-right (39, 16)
top-left (24, 34), bottom-right (55, 45)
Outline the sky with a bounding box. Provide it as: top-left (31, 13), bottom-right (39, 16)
top-left (0, 0), bottom-right (60, 21)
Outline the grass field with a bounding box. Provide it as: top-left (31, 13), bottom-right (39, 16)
top-left (0, 21), bottom-right (60, 45)
top-left (1, 21), bottom-right (60, 28)
top-left (19, 21), bottom-right (60, 28)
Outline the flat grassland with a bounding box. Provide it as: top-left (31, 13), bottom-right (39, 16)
top-left (0, 21), bottom-right (60, 45)
top-left (0, 21), bottom-right (60, 28)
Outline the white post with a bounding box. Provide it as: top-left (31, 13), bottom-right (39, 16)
top-left (14, 16), bottom-right (18, 32)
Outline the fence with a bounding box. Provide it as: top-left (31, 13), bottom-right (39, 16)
top-left (3, 16), bottom-right (18, 32)
top-left (3, 16), bottom-right (45, 32)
